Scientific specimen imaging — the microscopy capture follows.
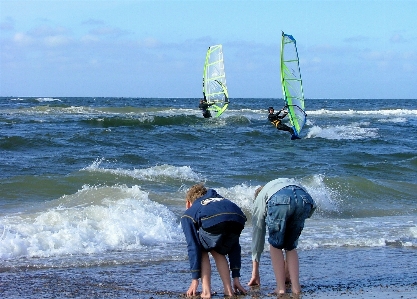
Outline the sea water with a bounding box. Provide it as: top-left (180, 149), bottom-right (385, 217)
top-left (1, 97), bottom-right (416, 298)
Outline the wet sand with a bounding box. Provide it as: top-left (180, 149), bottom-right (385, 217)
top-left (1, 247), bottom-right (416, 298)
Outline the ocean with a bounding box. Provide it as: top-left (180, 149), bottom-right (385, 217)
top-left (1, 97), bottom-right (416, 298)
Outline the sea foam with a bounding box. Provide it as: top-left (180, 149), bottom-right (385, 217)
top-left (0, 185), bottom-right (183, 260)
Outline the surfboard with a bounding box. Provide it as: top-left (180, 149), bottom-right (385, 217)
top-left (202, 45), bottom-right (229, 117)
top-left (280, 32), bottom-right (307, 137)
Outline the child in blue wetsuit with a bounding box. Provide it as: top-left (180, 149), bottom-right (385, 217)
top-left (181, 183), bottom-right (247, 298)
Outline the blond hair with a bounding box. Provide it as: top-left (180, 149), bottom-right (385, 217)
top-left (186, 183), bottom-right (207, 204)
top-left (254, 186), bottom-right (264, 199)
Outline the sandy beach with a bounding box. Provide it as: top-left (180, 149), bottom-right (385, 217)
top-left (2, 270), bottom-right (416, 299)
top-left (1, 247), bottom-right (416, 299)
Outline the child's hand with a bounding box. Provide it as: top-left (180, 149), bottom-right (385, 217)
top-left (233, 278), bottom-right (247, 295)
top-left (186, 279), bottom-right (199, 297)
top-left (248, 275), bottom-right (260, 286)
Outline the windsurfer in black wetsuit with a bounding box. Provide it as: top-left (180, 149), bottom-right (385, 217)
top-left (199, 98), bottom-right (214, 118)
top-left (268, 106), bottom-right (300, 139)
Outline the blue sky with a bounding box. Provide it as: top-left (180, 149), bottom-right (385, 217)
top-left (1, 0), bottom-right (416, 99)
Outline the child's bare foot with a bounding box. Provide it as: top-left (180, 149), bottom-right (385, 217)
top-left (273, 287), bottom-right (286, 295)
top-left (223, 290), bottom-right (233, 297)
top-left (291, 286), bottom-right (301, 294)
top-left (201, 291), bottom-right (218, 299)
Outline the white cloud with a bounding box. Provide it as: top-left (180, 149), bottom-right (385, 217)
top-left (12, 27), bottom-right (71, 48)
top-left (143, 37), bottom-right (159, 48)
top-left (81, 34), bottom-right (100, 43)
top-left (43, 35), bottom-right (71, 47)
top-left (13, 32), bottom-right (34, 45)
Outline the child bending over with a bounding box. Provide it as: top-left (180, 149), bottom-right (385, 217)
top-left (181, 183), bottom-right (247, 298)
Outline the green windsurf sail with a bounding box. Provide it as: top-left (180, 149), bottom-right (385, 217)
top-left (280, 32), bottom-right (307, 136)
top-left (203, 45), bottom-right (229, 117)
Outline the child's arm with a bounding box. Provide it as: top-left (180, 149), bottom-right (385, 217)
top-left (248, 260), bottom-right (261, 286)
top-left (181, 216), bottom-right (202, 280)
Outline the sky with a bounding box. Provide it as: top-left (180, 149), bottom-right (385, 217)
top-left (1, 0), bottom-right (416, 99)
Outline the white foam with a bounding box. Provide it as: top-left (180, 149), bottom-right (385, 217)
top-left (306, 123), bottom-right (379, 140)
top-left (35, 97), bottom-right (61, 102)
top-left (298, 216), bottom-right (417, 249)
top-left (378, 117), bottom-right (407, 123)
top-left (83, 159), bottom-right (202, 182)
top-left (410, 225), bottom-right (417, 239)
top-left (216, 183), bottom-right (259, 212)
top-left (0, 185), bottom-right (183, 260)
top-left (301, 174), bottom-right (341, 213)
top-left (308, 108), bottom-right (417, 117)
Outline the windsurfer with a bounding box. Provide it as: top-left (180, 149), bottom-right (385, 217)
top-left (199, 99), bottom-right (214, 118)
top-left (267, 107), bottom-right (299, 139)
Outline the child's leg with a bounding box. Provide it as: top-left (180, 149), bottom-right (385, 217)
top-left (285, 258), bottom-right (291, 283)
top-left (201, 251), bottom-right (212, 298)
top-left (270, 245), bottom-right (286, 294)
top-left (210, 250), bottom-right (233, 296)
top-left (286, 249), bottom-right (301, 294)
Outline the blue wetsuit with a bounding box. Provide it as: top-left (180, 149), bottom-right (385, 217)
top-left (181, 189), bottom-right (246, 279)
